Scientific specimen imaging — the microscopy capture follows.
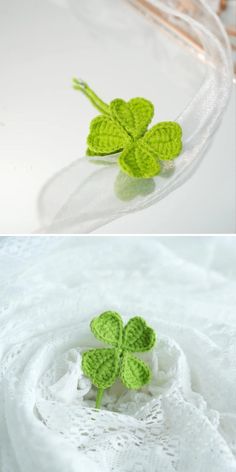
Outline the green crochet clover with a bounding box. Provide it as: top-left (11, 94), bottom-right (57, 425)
top-left (82, 311), bottom-right (156, 409)
top-left (73, 78), bottom-right (182, 179)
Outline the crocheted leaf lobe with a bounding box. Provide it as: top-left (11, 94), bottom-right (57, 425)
top-left (110, 97), bottom-right (154, 139)
top-left (91, 311), bottom-right (123, 347)
top-left (82, 348), bottom-right (119, 389)
top-left (87, 115), bottom-right (131, 154)
top-left (143, 121), bottom-right (182, 160)
top-left (123, 316), bottom-right (156, 352)
top-left (120, 352), bottom-right (151, 389)
top-left (118, 142), bottom-right (161, 178)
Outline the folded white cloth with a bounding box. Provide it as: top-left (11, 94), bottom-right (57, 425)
top-left (0, 236), bottom-right (236, 471)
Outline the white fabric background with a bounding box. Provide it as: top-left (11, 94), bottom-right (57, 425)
top-left (0, 236), bottom-right (236, 471)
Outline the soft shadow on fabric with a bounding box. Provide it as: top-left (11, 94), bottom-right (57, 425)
top-left (37, 157), bottom-right (170, 233)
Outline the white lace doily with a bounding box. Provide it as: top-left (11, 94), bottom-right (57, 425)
top-left (0, 237), bottom-right (236, 471)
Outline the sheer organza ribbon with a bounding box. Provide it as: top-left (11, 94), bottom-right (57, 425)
top-left (37, 0), bottom-right (233, 233)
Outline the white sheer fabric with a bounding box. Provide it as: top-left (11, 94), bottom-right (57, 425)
top-left (37, 0), bottom-right (233, 233)
top-left (0, 236), bottom-right (236, 471)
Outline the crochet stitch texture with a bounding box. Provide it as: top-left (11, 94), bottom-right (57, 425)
top-left (82, 311), bottom-right (156, 409)
top-left (73, 78), bottom-right (182, 179)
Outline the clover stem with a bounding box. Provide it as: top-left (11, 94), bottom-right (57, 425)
top-left (95, 388), bottom-right (104, 409)
top-left (72, 78), bottom-right (110, 115)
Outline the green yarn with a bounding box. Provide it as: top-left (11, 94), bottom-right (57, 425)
top-left (91, 310), bottom-right (123, 347)
top-left (82, 348), bottom-right (120, 390)
top-left (119, 142), bottom-right (161, 178)
top-left (142, 122), bottom-right (182, 160)
top-left (82, 311), bottom-right (156, 409)
top-left (73, 78), bottom-right (110, 115)
top-left (110, 98), bottom-right (154, 139)
top-left (123, 316), bottom-right (156, 352)
top-left (73, 78), bottom-right (182, 179)
top-left (88, 115), bottom-right (131, 154)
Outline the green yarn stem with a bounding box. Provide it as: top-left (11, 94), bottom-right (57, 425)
top-left (95, 387), bottom-right (104, 409)
top-left (73, 78), bottom-right (110, 115)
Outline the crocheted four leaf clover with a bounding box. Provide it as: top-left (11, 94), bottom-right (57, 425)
top-left (82, 311), bottom-right (156, 409)
top-left (73, 78), bottom-right (182, 179)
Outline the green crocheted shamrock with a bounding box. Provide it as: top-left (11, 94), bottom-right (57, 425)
top-left (73, 78), bottom-right (182, 179)
top-left (82, 311), bottom-right (156, 409)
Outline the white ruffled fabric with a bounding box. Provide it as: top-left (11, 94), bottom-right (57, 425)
top-left (0, 236), bottom-right (236, 471)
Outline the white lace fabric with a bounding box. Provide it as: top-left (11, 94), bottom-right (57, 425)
top-left (0, 237), bottom-right (236, 471)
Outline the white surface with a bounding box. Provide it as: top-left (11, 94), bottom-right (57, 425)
top-left (96, 89), bottom-right (236, 234)
top-left (0, 235), bottom-right (236, 472)
top-left (0, 0), bottom-right (235, 234)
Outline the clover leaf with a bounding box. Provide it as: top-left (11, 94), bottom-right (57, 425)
top-left (110, 98), bottom-right (154, 139)
top-left (82, 311), bottom-right (156, 409)
top-left (73, 78), bottom-right (182, 179)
